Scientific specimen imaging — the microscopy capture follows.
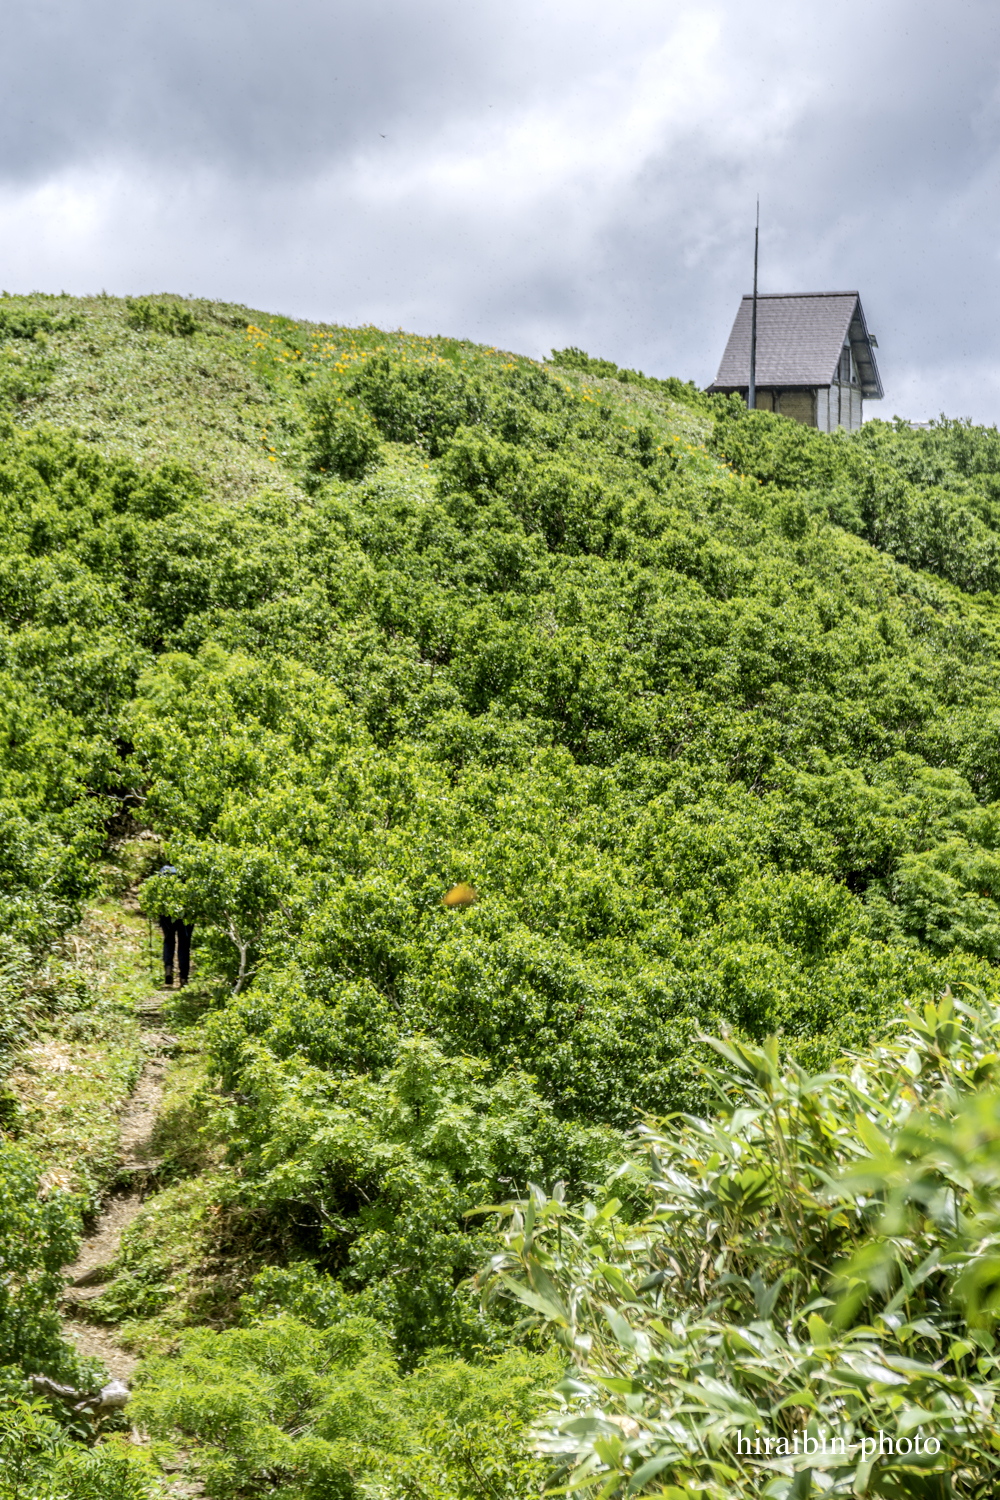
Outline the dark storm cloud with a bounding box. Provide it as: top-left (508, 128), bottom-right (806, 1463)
top-left (5, 0), bottom-right (1000, 420)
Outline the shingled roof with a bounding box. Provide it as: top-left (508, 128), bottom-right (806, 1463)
top-left (708, 291), bottom-right (883, 400)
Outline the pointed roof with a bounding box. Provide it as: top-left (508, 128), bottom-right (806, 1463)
top-left (707, 291), bottom-right (883, 399)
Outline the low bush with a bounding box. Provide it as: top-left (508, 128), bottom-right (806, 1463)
top-left (12, 300), bottom-right (1000, 1493)
top-left (130, 1310), bottom-right (555, 1500)
top-left (211, 1036), bottom-right (622, 1359)
top-left (125, 298), bottom-right (198, 337)
top-left (304, 389), bottom-right (382, 480)
top-left (0, 1144), bottom-right (81, 1383)
top-left (0, 1402), bottom-right (159, 1499)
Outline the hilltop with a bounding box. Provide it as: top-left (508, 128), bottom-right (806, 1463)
top-left (5, 292), bottom-right (1000, 1495)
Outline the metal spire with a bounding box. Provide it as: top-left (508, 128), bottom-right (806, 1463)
top-left (749, 198), bottom-right (759, 411)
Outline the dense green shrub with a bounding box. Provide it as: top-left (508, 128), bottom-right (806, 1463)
top-left (209, 1037), bottom-right (621, 1358)
top-left (493, 991), bottom-right (1000, 1497)
top-left (131, 1312), bottom-right (555, 1500)
top-left (0, 1145), bottom-right (81, 1382)
top-left (304, 390), bottom-right (382, 480)
top-left (548, 347), bottom-right (712, 414)
top-left (10, 339), bottom-right (1000, 1124)
top-left (0, 300), bottom-right (75, 406)
top-left (14, 301), bottom-right (1000, 1492)
top-left (125, 297), bottom-right (197, 337)
top-left (0, 1402), bottom-right (159, 1499)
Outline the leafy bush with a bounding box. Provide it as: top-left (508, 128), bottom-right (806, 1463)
top-left (131, 1311), bottom-right (555, 1500)
top-left (548, 348), bottom-right (712, 414)
top-left (304, 391), bottom-right (382, 480)
top-left (0, 1144), bottom-right (81, 1382)
top-left (211, 1037), bottom-right (621, 1359)
top-left (0, 304), bottom-right (78, 341)
top-left (125, 298), bottom-right (197, 337)
top-left (132, 1314), bottom-right (402, 1499)
top-left (492, 990), bottom-right (1000, 1497)
top-left (0, 1402), bottom-right (160, 1499)
top-left (710, 396), bottom-right (849, 490)
top-left (345, 355), bottom-right (494, 454)
top-left (0, 345), bottom-right (58, 406)
top-left (16, 301), bottom-right (1000, 1493)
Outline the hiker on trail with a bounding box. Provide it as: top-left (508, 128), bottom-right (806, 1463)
top-left (154, 864), bottom-right (194, 988)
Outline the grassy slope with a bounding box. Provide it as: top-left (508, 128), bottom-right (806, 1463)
top-left (6, 294), bottom-right (287, 499)
top-left (5, 895), bottom-right (147, 1206)
top-left (9, 291), bottom-right (1000, 1494)
top-left (4, 293), bottom-right (713, 493)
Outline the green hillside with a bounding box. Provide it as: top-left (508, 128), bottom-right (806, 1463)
top-left (5, 292), bottom-right (1000, 1494)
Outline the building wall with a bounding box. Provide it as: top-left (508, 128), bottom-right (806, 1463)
top-left (828, 382), bottom-right (864, 431)
top-left (754, 388), bottom-right (816, 426)
top-left (816, 387), bottom-right (831, 433)
top-left (818, 383), bottom-right (866, 433)
top-left (741, 384), bottom-right (863, 432)
top-left (828, 346), bottom-right (866, 431)
top-left (777, 390), bottom-right (816, 427)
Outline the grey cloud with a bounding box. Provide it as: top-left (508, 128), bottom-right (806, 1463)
top-left (1, 0), bottom-right (664, 181)
top-left (3, 0), bottom-right (528, 180)
top-left (4, 0), bottom-right (1000, 420)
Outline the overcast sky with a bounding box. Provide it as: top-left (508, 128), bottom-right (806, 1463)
top-left (2, 0), bottom-right (999, 422)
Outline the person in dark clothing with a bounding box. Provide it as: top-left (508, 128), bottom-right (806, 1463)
top-left (160, 915), bottom-right (194, 987)
top-left (155, 865), bottom-right (194, 987)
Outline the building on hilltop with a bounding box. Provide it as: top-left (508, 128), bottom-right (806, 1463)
top-left (706, 291), bottom-right (882, 431)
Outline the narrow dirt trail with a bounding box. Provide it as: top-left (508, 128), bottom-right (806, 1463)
top-left (61, 991), bottom-right (176, 1380)
top-left (60, 988), bottom-right (208, 1496)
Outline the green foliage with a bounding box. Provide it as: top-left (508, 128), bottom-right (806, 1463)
top-left (304, 385), bottom-right (383, 480)
top-left (16, 296), bottom-right (1000, 1492)
top-left (213, 1037), bottom-right (620, 1359)
top-left (0, 1146), bottom-right (81, 1381)
top-left (0, 1400), bottom-right (69, 1500)
top-left (0, 302), bottom-right (78, 342)
top-left (376, 1350), bottom-right (556, 1500)
top-left (132, 1314), bottom-right (402, 1499)
top-left (0, 1402), bottom-right (159, 1499)
top-left (548, 348), bottom-right (713, 415)
top-left (491, 991), bottom-right (1000, 1496)
top-left (711, 400), bottom-right (1000, 595)
top-left (710, 395), bottom-right (848, 489)
top-left (0, 299), bottom-right (69, 406)
top-left (125, 298), bottom-right (198, 337)
top-left (130, 1312), bottom-right (554, 1500)
top-left (0, 301), bottom-right (77, 408)
top-left (346, 354), bottom-right (500, 454)
top-left (11, 314), bottom-right (1000, 1127)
